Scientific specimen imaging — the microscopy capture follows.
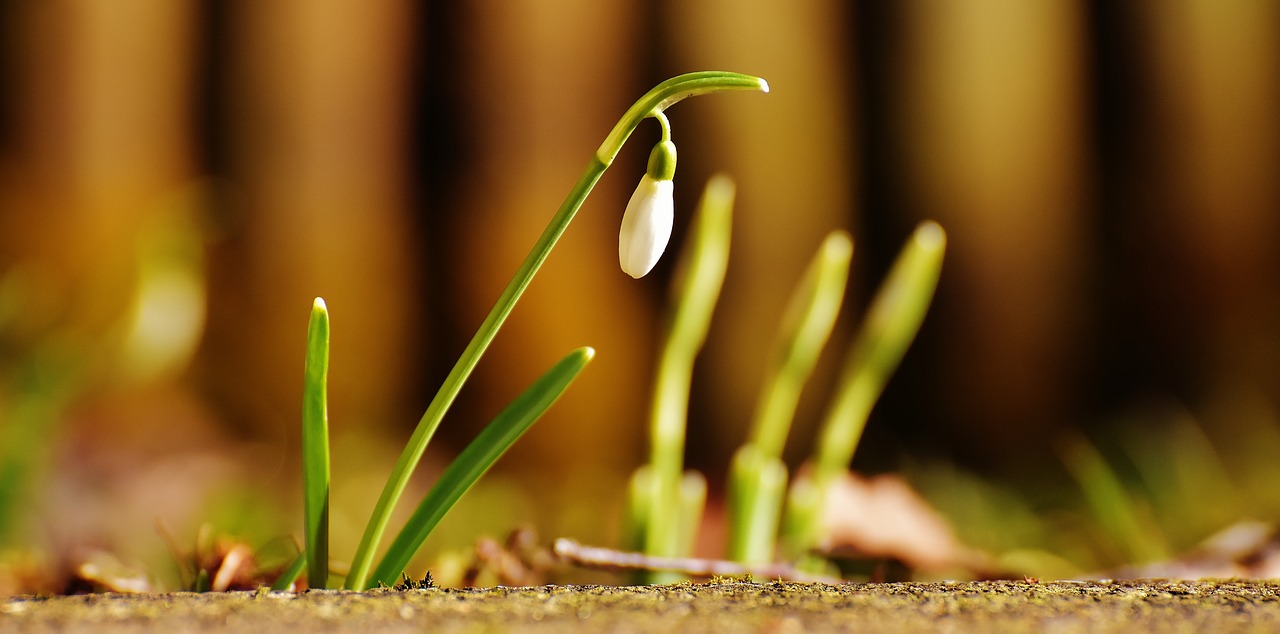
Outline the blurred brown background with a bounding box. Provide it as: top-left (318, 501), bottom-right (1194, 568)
top-left (2, 1), bottom-right (1279, 577)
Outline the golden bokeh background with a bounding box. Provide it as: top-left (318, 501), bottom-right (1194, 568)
top-left (2, 1), bottom-right (1278, 581)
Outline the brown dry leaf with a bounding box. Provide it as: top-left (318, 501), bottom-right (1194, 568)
top-left (70, 551), bottom-right (153, 594)
top-left (461, 527), bottom-right (558, 587)
top-left (1111, 521), bottom-right (1280, 580)
top-left (817, 470), bottom-right (986, 573)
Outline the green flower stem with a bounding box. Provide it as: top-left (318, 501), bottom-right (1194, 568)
top-left (369, 347), bottom-right (594, 587)
top-left (654, 111), bottom-right (672, 144)
top-left (727, 230), bottom-right (852, 564)
top-left (641, 176), bottom-right (735, 574)
top-left (597, 72), bottom-right (768, 166)
top-left (302, 298), bottom-right (331, 589)
top-left (344, 72), bottom-right (767, 590)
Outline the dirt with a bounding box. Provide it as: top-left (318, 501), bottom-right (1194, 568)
top-left (3, 579), bottom-right (1279, 633)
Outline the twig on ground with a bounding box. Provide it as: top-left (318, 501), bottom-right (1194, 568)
top-left (551, 538), bottom-right (844, 584)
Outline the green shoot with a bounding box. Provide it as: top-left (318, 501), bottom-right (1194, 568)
top-left (367, 347), bottom-right (595, 588)
top-left (726, 444), bottom-right (788, 564)
top-left (1059, 435), bottom-right (1167, 564)
top-left (785, 221), bottom-right (946, 559)
top-left (727, 231), bottom-right (852, 563)
top-left (301, 298), bottom-right (331, 589)
top-left (747, 231), bottom-right (853, 459)
top-left (627, 175), bottom-right (735, 582)
top-left (271, 551), bottom-right (306, 591)
top-left (343, 72), bottom-right (767, 590)
top-left (624, 466), bottom-right (708, 567)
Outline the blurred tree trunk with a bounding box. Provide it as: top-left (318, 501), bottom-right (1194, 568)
top-left (0, 0), bottom-right (198, 331)
top-left (891, 1), bottom-right (1090, 463)
top-left (1120, 1), bottom-right (1280, 402)
top-left (208, 1), bottom-right (422, 445)
top-left (0, 0), bottom-right (223, 565)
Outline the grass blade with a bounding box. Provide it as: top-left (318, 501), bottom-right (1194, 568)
top-left (1059, 435), bottom-right (1168, 564)
top-left (302, 298), bottom-right (331, 589)
top-left (366, 347), bottom-right (595, 588)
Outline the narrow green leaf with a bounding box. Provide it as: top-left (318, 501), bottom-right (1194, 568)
top-left (813, 222), bottom-right (946, 483)
top-left (728, 231), bottom-right (849, 564)
top-left (302, 297), bottom-right (331, 589)
top-left (675, 471), bottom-right (707, 559)
top-left (623, 466), bottom-right (654, 553)
top-left (366, 347), bottom-right (595, 588)
top-left (640, 175), bottom-right (734, 572)
top-left (271, 551), bottom-right (307, 591)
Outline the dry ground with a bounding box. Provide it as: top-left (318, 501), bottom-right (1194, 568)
top-left (3, 579), bottom-right (1279, 633)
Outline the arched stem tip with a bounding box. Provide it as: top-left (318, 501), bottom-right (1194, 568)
top-left (597, 72), bottom-right (769, 166)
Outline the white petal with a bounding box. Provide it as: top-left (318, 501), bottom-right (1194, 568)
top-left (618, 175), bottom-right (674, 278)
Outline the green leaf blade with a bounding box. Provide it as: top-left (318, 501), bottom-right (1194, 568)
top-left (366, 347), bottom-right (595, 588)
top-left (302, 297), bottom-right (332, 589)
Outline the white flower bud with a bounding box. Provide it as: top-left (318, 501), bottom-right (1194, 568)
top-left (618, 173), bottom-right (675, 278)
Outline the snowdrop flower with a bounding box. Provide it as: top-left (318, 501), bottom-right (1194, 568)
top-left (619, 137), bottom-right (677, 278)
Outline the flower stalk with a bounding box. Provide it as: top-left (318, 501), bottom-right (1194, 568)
top-left (343, 72), bottom-right (768, 590)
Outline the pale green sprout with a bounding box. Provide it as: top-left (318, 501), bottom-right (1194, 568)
top-left (727, 231), bottom-right (852, 564)
top-left (627, 175), bottom-right (737, 583)
top-left (626, 213), bottom-right (945, 576)
top-left (272, 298), bottom-right (332, 590)
top-left (303, 72), bottom-right (768, 590)
top-left (782, 221), bottom-right (947, 562)
top-left (301, 298), bottom-right (331, 589)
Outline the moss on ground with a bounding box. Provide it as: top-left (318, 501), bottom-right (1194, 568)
top-left (3, 579), bottom-right (1279, 633)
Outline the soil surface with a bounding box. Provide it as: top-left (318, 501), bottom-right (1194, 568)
top-left (3, 579), bottom-right (1279, 633)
